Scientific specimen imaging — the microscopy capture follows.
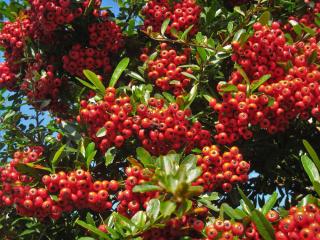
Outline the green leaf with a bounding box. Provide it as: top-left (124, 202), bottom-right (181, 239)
top-left (301, 155), bottom-right (320, 183)
top-left (298, 194), bottom-right (317, 207)
top-left (86, 213), bottom-right (96, 226)
top-left (313, 181), bottom-right (320, 197)
top-left (131, 211), bottom-right (147, 230)
top-left (184, 83), bottom-right (198, 109)
top-left (109, 58), bottom-right (130, 87)
top-left (289, 20), bottom-right (302, 35)
top-left (76, 77), bottom-right (96, 91)
top-left (78, 237), bottom-right (96, 240)
top-left (162, 92), bottom-right (175, 103)
top-left (303, 139), bottom-right (320, 170)
top-left (238, 187), bottom-right (255, 212)
top-left (127, 71), bottom-right (145, 82)
top-left (307, 50), bottom-right (318, 65)
top-left (233, 29), bottom-right (246, 42)
top-left (250, 74), bottom-right (271, 93)
top-left (267, 96), bottom-right (275, 107)
top-left (83, 70), bottom-right (106, 95)
top-left (181, 72), bottom-right (198, 81)
top-left (180, 155), bottom-right (197, 172)
top-left (219, 83), bottom-right (238, 93)
top-left (261, 192), bottom-right (278, 215)
top-left (235, 65), bottom-right (250, 86)
top-left (132, 184), bottom-right (162, 193)
top-left (146, 199), bottom-right (160, 222)
top-left (181, 25), bottom-right (194, 41)
top-left (161, 18), bottom-right (170, 36)
top-left (227, 21), bottom-right (233, 34)
top-left (196, 47), bottom-right (207, 62)
top-left (51, 144), bottom-right (66, 171)
top-left (136, 147), bottom-right (153, 167)
top-left (96, 127), bottom-right (107, 138)
top-left (259, 11), bottom-right (271, 26)
top-left (160, 201), bottom-right (176, 217)
top-left (105, 147), bottom-right (116, 167)
top-left (76, 220), bottom-right (111, 240)
top-left (186, 167), bottom-right (202, 183)
top-left (86, 150), bottom-right (97, 169)
top-left (85, 142), bottom-right (96, 158)
top-left (221, 203), bottom-right (243, 220)
top-left (234, 6), bottom-right (245, 16)
top-left (176, 200), bottom-right (193, 217)
top-left (251, 210), bottom-right (275, 240)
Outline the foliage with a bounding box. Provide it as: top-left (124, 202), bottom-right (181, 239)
top-left (0, 0), bottom-right (320, 239)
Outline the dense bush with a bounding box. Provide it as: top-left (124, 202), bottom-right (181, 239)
top-left (0, 0), bottom-right (320, 239)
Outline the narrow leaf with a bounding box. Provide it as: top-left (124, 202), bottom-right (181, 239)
top-left (250, 74), bottom-right (271, 93)
top-left (76, 220), bottom-right (111, 240)
top-left (83, 70), bottom-right (105, 95)
top-left (238, 187), bottom-right (255, 211)
top-left (301, 155), bottom-right (320, 183)
top-left (51, 144), bottom-right (66, 170)
top-left (161, 18), bottom-right (170, 36)
top-left (261, 192), bottom-right (278, 215)
top-left (109, 58), bottom-right (130, 87)
top-left (303, 139), bottom-right (320, 170)
top-left (251, 210), bottom-right (275, 240)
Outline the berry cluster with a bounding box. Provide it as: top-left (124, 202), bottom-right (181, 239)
top-left (28, 0), bottom-right (101, 36)
top-left (0, 18), bottom-right (32, 88)
top-left (212, 22), bottom-right (320, 144)
top-left (20, 55), bottom-right (67, 110)
top-left (79, 88), bottom-right (212, 155)
top-left (117, 166), bottom-right (158, 217)
top-left (134, 98), bottom-right (211, 155)
top-left (141, 0), bottom-right (201, 37)
top-left (0, 0), bottom-right (123, 113)
top-left (141, 43), bottom-right (192, 96)
top-left (231, 22), bottom-right (296, 83)
top-left (194, 145), bottom-right (250, 192)
top-left (78, 87), bottom-right (134, 152)
top-left (62, 45), bottom-right (112, 77)
top-left (275, 204), bottom-right (320, 239)
top-left (205, 219), bottom-right (262, 239)
top-left (0, 62), bottom-right (16, 89)
top-left (63, 19), bottom-right (123, 77)
top-left (42, 170), bottom-right (118, 214)
top-left (284, 3), bottom-right (320, 40)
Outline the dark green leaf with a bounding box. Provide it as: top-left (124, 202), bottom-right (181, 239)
top-left (238, 187), bottom-right (255, 212)
top-left (259, 11), bottom-right (271, 26)
top-left (221, 203), bottom-right (243, 220)
top-left (303, 139), bottom-right (320, 170)
top-left (86, 150), bottom-right (97, 169)
top-left (76, 220), bottom-right (111, 240)
top-left (233, 29), bottom-right (246, 42)
top-left (251, 210), bottom-right (275, 240)
top-left (136, 147), bottom-right (153, 167)
top-left (219, 83), bottom-right (238, 93)
top-left (307, 50), bottom-right (318, 65)
top-left (301, 155), bottom-right (320, 183)
top-left (250, 74), bottom-right (271, 93)
top-left (127, 71), bottom-right (145, 82)
top-left (109, 58), bottom-right (130, 87)
top-left (83, 70), bottom-right (106, 95)
top-left (261, 192), bottom-right (278, 215)
top-left (181, 25), bottom-right (193, 41)
top-left (51, 144), bottom-right (66, 171)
